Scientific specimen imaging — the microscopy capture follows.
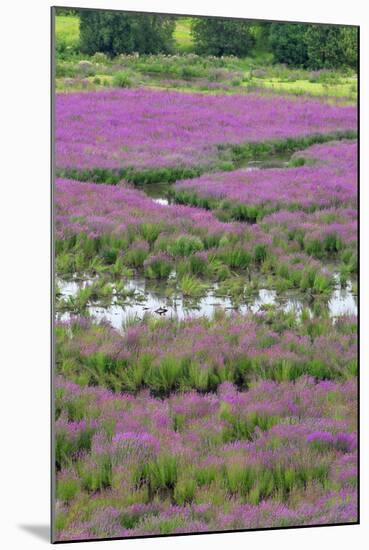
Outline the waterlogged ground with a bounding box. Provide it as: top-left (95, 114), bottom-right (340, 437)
top-left (56, 275), bottom-right (357, 330)
top-left (54, 84), bottom-right (358, 541)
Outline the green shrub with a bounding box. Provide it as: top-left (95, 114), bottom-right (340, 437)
top-left (188, 254), bottom-right (208, 276)
top-left (174, 478), bottom-right (196, 504)
top-left (56, 478), bottom-right (79, 502)
top-left (169, 235), bottom-right (204, 257)
top-left (179, 275), bottom-right (207, 298)
top-left (222, 247), bottom-right (252, 269)
top-left (81, 455), bottom-right (112, 492)
top-left (135, 456), bottom-right (178, 495)
top-left (124, 247), bottom-right (149, 268)
top-left (146, 356), bottom-right (183, 396)
top-left (223, 463), bottom-right (254, 496)
top-left (254, 244), bottom-right (268, 264)
top-left (144, 256), bottom-right (173, 279)
top-left (140, 223), bottom-right (162, 244)
top-left (306, 25), bottom-right (358, 69)
top-left (269, 23), bottom-right (357, 69)
top-left (191, 18), bottom-right (255, 57)
top-left (221, 405), bottom-right (279, 442)
top-left (112, 71), bottom-right (132, 88)
top-left (80, 10), bottom-right (175, 56)
top-left (194, 465), bottom-right (217, 486)
top-left (269, 24), bottom-right (309, 67)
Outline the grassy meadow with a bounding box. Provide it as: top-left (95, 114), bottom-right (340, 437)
top-left (55, 15), bottom-right (357, 101)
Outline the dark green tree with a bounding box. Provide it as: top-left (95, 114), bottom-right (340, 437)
top-left (305, 25), bottom-right (343, 69)
top-left (305, 25), bottom-right (358, 69)
top-left (79, 10), bottom-right (175, 56)
top-left (191, 18), bottom-right (255, 57)
top-left (268, 23), bottom-right (309, 67)
top-left (341, 27), bottom-right (358, 69)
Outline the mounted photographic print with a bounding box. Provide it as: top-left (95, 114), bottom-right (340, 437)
top-left (51, 5), bottom-right (359, 543)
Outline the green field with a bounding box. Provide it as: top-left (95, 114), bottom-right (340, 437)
top-left (55, 15), bottom-right (194, 53)
top-left (55, 15), bottom-right (79, 50)
top-left (55, 15), bottom-right (357, 102)
top-left (173, 18), bottom-right (194, 52)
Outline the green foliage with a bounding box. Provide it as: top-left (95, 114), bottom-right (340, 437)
top-left (269, 23), bottom-right (309, 67)
top-left (222, 460), bottom-right (329, 503)
top-left (168, 235), bottom-right (204, 257)
top-left (173, 477), bottom-right (196, 504)
top-left (140, 223), bottom-right (162, 244)
top-left (305, 25), bottom-right (358, 69)
top-left (254, 244), bottom-right (268, 264)
top-left (191, 18), bottom-right (255, 57)
top-left (56, 478), bottom-right (79, 502)
top-left (79, 10), bottom-right (176, 56)
top-left (223, 463), bottom-right (254, 496)
top-left (55, 424), bottom-right (96, 470)
top-left (178, 275), bottom-right (207, 298)
top-left (112, 71), bottom-right (133, 88)
top-left (194, 465), bottom-right (217, 486)
top-left (80, 455), bottom-right (113, 492)
top-left (220, 247), bottom-right (252, 269)
top-left (221, 404), bottom-right (279, 442)
top-left (55, 14), bottom-right (80, 57)
top-left (340, 27), bottom-right (359, 68)
top-left (124, 247), bottom-right (149, 268)
top-left (146, 356), bottom-right (183, 396)
top-left (135, 456), bottom-right (178, 497)
top-left (144, 256), bottom-right (173, 279)
top-left (269, 22), bottom-right (358, 69)
top-left (188, 254), bottom-right (209, 276)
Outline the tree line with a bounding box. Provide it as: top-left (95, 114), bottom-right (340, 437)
top-left (66, 9), bottom-right (357, 69)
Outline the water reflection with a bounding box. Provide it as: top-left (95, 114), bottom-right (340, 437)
top-left (56, 276), bottom-right (357, 331)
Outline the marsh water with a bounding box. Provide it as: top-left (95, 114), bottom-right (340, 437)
top-left (56, 275), bottom-right (357, 331)
top-left (56, 154), bottom-right (357, 330)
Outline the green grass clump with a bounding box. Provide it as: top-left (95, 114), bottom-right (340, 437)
top-left (124, 247), bottom-right (149, 268)
top-left (194, 465), bottom-right (218, 487)
top-left (146, 356), bottom-right (183, 396)
top-left (134, 456), bottom-right (178, 498)
top-left (223, 463), bottom-right (254, 497)
top-left (57, 165), bottom-right (203, 186)
top-left (173, 478), bottom-right (196, 504)
top-left (168, 235), bottom-right (204, 257)
top-left (56, 477), bottom-right (80, 502)
top-left (55, 424), bottom-right (96, 470)
top-left (144, 256), bottom-right (173, 279)
top-left (220, 405), bottom-right (280, 442)
top-left (112, 71), bottom-right (133, 88)
top-left (80, 455), bottom-right (113, 493)
top-left (178, 275), bottom-right (207, 298)
top-left (221, 460), bottom-right (330, 504)
top-left (220, 247), bottom-right (252, 269)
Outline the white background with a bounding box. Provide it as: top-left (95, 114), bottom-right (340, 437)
top-left (1, 0), bottom-right (367, 547)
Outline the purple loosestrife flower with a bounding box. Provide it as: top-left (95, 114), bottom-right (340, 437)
top-left (56, 89), bottom-right (356, 171)
top-left (175, 141), bottom-right (357, 213)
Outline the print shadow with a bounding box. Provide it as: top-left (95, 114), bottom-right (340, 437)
top-left (19, 524), bottom-right (50, 542)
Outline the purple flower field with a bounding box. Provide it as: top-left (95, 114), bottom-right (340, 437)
top-left (55, 177), bottom-right (345, 293)
top-left (54, 84), bottom-right (358, 540)
top-left (55, 89), bottom-right (357, 171)
top-left (55, 347), bottom-right (357, 539)
top-left (173, 141), bottom-right (357, 214)
top-left (55, 177), bottom-right (239, 240)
